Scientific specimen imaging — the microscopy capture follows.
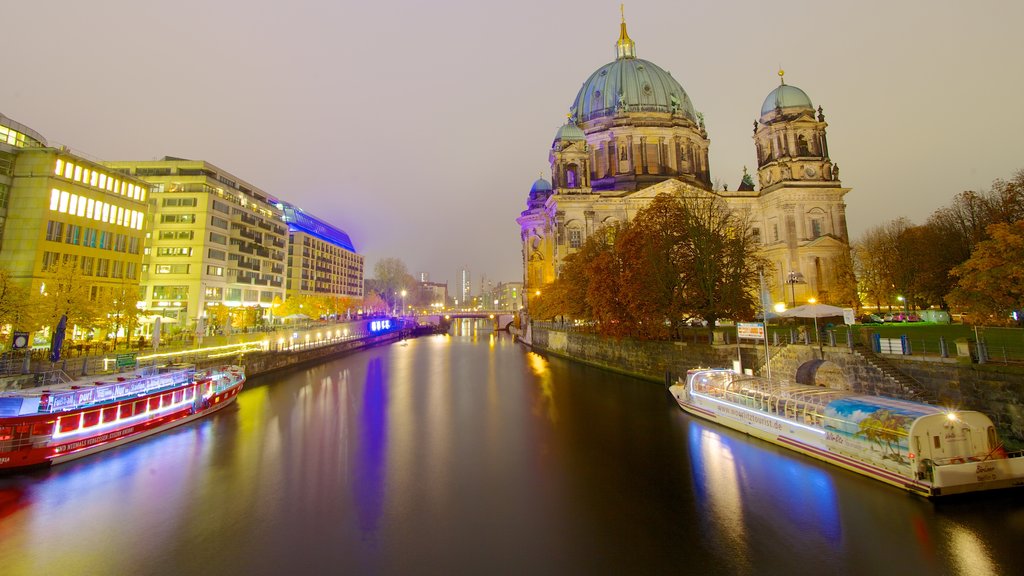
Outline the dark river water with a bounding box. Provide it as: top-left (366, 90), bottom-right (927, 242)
top-left (1, 321), bottom-right (1023, 576)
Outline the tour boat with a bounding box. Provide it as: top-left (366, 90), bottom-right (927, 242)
top-left (670, 368), bottom-right (1024, 497)
top-left (0, 363), bottom-right (245, 472)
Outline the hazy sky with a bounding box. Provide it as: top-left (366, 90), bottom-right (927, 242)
top-left (4, 1), bottom-right (1022, 291)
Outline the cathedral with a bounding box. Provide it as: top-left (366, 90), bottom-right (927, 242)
top-left (517, 14), bottom-right (851, 310)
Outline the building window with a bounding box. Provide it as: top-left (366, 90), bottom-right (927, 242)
top-left (772, 223), bottom-right (779, 242)
top-left (96, 259), bottom-right (110, 277)
top-left (209, 232), bottom-right (227, 244)
top-left (568, 228), bottom-right (582, 248)
top-left (206, 265), bottom-right (224, 276)
top-left (126, 262), bottom-right (137, 279)
top-left (152, 286), bottom-right (189, 300)
top-left (810, 219), bottom-right (823, 239)
top-left (65, 225), bottom-right (81, 245)
top-left (751, 228), bottom-right (761, 243)
top-left (45, 221), bottom-right (64, 242)
top-left (159, 230), bottom-right (194, 240)
top-left (211, 216), bottom-right (228, 229)
top-left (162, 197), bottom-right (198, 207)
top-left (208, 249), bottom-right (226, 260)
top-left (80, 257), bottom-right (95, 276)
top-left (160, 214), bottom-right (196, 224)
top-left (157, 247), bottom-right (193, 257)
top-left (42, 251), bottom-right (60, 269)
top-left (155, 264), bottom-right (190, 274)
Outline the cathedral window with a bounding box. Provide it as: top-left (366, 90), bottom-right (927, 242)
top-left (797, 135), bottom-right (810, 156)
top-left (772, 223), bottom-right (779, 243)
top-left (569, 228), bottom-right (582, 248)
top-left (566, 165), bottom-right (578, 188)
top-left (811, 219), bottom-right (823, 239)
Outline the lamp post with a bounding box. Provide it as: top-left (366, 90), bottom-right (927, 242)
top-left (401, 290), bottom-right (407, 317)
top-left (897, 295), bottom-right (906, 321)
top-left (786, 271), bottom-right (804, 309)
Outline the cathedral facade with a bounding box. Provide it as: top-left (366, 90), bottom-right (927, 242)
top-left (517, 16), bottom-right (851, 310)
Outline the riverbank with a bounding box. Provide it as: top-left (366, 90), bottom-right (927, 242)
top-left (518, 323), bottom-right (1024, 447)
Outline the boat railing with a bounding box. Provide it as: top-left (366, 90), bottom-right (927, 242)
top-left (36, 369), bottom-right (74, 387)
top-left (40, 366), bottom-right (196, 413)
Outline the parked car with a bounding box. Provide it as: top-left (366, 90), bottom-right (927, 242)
top-left (891, 312), bottom-right (920, 322)
top-left (857, 314), bottom-right (884, 324)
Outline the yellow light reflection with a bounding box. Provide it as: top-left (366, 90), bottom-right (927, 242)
top-left (698, 428), bottom-right (748, 551)
top-left (947, 522), bottom-right (996, 575)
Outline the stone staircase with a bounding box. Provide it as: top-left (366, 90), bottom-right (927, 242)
top-left (850, 344), bottom-right (935, 403)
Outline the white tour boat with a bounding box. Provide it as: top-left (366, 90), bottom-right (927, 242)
top-left (670, 368), bottom-right (1024, 497)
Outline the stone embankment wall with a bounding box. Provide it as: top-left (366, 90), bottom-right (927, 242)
top-left (527, 326), bottom-right (1024, 446)
top-left (222, 331), bottom-right (404, 379)
top-left (889, 358), bottom-right (1024, 445)
top-left (529, 326), bottom-right (760, 382)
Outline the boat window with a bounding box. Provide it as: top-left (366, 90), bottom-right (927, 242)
top-left (173, 390), bottom-right (184, 403)
top-left (148, 397), bottom-right (160, 411)
top-left (161, 393), bottom-right (172, 408)
top-left (184, 387), bottom-right (194, 400)
top-left (102, 407), bottom-right (118, 423)
top-left (0, 426), bottom-right (12, 441)
top-left (15, 424), bottom-right (29, 435)
top-left (135, 400), bottom-right (148, 416)
top-left (32, 422), bottom-right (55, 436)
top-left (82, 411), bottom-right (101, 428)
top-left (120, 404), bottom-right (134, 419)
top-left (58, 417), bottom-right (80, 433)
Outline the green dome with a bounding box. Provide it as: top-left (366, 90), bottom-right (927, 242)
top-left (761, 84), bottom-right (813, 117)
top-left (530, 178), bottom-right (552, 194)
top-left (571, 58), bottom-right (698, 124)
top-left (553, 121), bottom-right (586, 145)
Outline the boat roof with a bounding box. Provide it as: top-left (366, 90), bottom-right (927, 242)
top-left (0, 364), bottom-right (195, 398)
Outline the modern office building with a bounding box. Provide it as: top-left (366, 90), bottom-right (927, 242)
top-left (419, 281), bottom-right (448, 310)
top-left (0, 113), bottom-right (150, 322)
top-left (278, 201), bottom-right (363, 301)
top-left (495, 282), bottom-right (522, 311)
top-left (518, 14), bottom-right (851, 307)
top-left (459, 268), bottom-right (471, 306)
top-left (104, 158), bottom-right (288, 331)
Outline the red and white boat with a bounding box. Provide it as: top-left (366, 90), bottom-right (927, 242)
top-left (0, 363), bottom-right (244, 472)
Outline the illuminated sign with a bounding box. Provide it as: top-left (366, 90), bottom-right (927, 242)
top-left (369, 319), bottom-right (392, 333)
top-left (737, 322), bottom-right (765, 340)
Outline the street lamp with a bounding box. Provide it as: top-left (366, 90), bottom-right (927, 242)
top-left (785, 271), bottom-right (804, 309)
top-left (897, 295), bottom-right (907, 320)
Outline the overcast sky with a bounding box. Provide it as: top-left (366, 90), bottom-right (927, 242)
top-left (4, 1), bottom-right (1022, 291)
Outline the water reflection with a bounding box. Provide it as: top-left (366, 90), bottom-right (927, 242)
top-left (528, 352), bottom-right (558, 423)
top-left (354, 358), bottom-right (387, 540)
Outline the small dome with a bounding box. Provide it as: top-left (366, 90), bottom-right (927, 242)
top-left (553, 121), bottom-right (586, 146)
top-left (530, 178), bottom-right (552, 194)
top-left (760, 84), bottom-right (813, 117)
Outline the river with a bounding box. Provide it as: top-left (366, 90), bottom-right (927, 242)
top-left (1, 321), bottom-right (1022, 575)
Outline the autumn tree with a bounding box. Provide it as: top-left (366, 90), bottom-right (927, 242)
top-left (0, 270), bottom-right (35, 337)
top-left (373, 257), bottom-right (416, 311)
top-left (38, 259), bottom-right (102, 335)
top-left (102, 278), bottom-right (142, 347)
top-left (947, 220), bottom-right (1024, 325)
top-left (675, 193), bottom-right (765, 329)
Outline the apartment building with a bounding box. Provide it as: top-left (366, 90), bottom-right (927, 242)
top-left (278, 202), bottom-right (363, 301)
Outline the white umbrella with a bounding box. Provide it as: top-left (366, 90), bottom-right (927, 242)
top-left (780, 303), bottom-right (845, 350)
top-left (780, 303), bottom-right (845, 319)
top-left (282, 313), bottom-right (310, 321)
